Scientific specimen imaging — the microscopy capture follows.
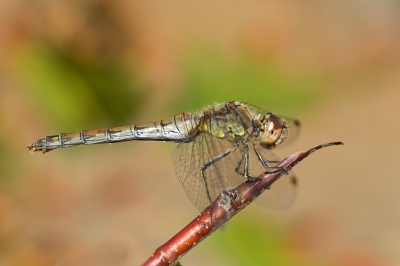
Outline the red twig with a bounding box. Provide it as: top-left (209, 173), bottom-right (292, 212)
top-left (142, 142), bottom-right (344, 266)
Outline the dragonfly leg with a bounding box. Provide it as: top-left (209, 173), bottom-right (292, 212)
top-left (234, 144), bottom-right (262, 182)
top-left (253, 145), bottom-right (289, 174)
top-left (243, 144), bottom-right (251, 178)
top-left (200, 143), bottom-right (239, 205)
top-left (234, 155), bottom-right (245, 176)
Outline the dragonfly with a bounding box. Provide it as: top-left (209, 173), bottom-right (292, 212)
top-left (27, 101), bottom-right (300, 211)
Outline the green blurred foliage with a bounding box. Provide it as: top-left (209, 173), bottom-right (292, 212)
top-left (208, 215), bottom-right (330, 266)
top-left (15, 42), bottom-right (145, 129)
top-left (179, 48), bottom-right (319, 115)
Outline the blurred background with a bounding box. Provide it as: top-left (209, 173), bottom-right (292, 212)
top-left (1, 0), bottom-right (400, 265)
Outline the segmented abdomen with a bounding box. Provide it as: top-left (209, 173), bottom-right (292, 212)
top-left (27, 112), bottom-right (200, 153)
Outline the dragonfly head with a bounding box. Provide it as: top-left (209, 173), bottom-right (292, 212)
top-left (258, 113), bottom-right (288, 149)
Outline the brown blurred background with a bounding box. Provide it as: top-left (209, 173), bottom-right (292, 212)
top-left (1, 0), bottom-right (400, 265)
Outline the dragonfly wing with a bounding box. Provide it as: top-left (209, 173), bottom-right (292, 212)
top-left (172, 133), bottom-right (246, 211)
top-left (249, 143), bottom-right (298, 210)
top-left (280, 115), bottom-right (301, 147)
top-left (172, 135), bottom-right (297, 211)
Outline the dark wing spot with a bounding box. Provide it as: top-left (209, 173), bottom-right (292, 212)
top-left (290, 175), bottom-right (297, 187)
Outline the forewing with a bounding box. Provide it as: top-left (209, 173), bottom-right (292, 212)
top-left (172, 133), bottom-right (245, 211)
top-left (280, 115), bottom-right (301, 146)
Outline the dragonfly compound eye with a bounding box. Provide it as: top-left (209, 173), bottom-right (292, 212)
top-left (259, 113), bottom-right (283, 149)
